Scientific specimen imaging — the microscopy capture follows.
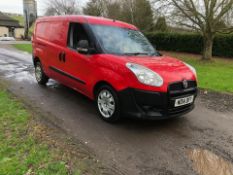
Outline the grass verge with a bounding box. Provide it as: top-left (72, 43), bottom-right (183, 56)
top-left (162, 51), bottom-right (233, 93)
top-left (0, 87), bottom-right (103, 175)
top-left (12, 44), bottom-right (233, 93)
top-left (13, 44), bottom-right (32, 53)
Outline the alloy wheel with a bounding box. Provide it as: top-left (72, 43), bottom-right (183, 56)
top-left (35, 64), bottom-right (42, 82)
top-left (97, 89), bottom-right (116, 118)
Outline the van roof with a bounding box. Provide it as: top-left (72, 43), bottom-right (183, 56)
top-left (36, 15), bottom-right (138, 30)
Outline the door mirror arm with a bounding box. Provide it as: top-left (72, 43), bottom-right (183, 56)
top-left (88, 48), bottom-right (97, 54)
top-left (77, 47), bottom-right (88, 54)
top-left (77, 47), bottom-right (97, 55)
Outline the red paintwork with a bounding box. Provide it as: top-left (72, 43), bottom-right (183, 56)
top-left (32, 15), bottom-right (196, 100)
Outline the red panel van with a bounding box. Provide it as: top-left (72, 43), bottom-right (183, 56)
top-left (32, 15), bottom-right (198, 122)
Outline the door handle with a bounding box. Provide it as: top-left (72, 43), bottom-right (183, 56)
top-left (62, 52), bottom-right (66, 62)
top-left (59, 52), bottom-right (66, 62)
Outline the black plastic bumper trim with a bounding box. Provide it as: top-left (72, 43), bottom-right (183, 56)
top-left (118, 88), bottom-right (197, 120)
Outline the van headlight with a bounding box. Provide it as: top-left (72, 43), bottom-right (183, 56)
top-left (184, 63), bottom-right (197, 76)
top-left (126, 63), bottom-right (163, 87)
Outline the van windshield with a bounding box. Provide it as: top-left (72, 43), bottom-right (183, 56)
top-left (90, 24), bottom-right (159, 56)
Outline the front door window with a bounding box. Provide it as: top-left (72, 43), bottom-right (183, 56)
top-left (67, 23), bottom-right (90, 50)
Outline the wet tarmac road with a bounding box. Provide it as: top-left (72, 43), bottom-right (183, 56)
top-left (0, 45), bottom-right (233, 175)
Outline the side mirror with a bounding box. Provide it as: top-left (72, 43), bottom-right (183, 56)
top-left (77, 40), bottom-right (89, 54)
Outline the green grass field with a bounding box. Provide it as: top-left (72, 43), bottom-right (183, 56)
top-left (14, 44), bottom-right (33, 53)
top-left (0, 89), bottom-right (81, 175)
top-left (13, 44), bottom-right (233, 93)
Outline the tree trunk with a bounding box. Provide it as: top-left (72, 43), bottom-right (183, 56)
top-left (202, 35), bottom-right (213, 60)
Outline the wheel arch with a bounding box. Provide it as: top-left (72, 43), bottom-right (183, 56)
top-left (33, 56), bottom-right (41, 66)
top-left (93, 81), bottom-right (116, 98)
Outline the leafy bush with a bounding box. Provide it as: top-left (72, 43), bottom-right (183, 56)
top-left (146, 32), bottom-right (233, 58)
top-left (213, 35), bottom-right (233, 57)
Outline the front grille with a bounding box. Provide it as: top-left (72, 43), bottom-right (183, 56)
top-left (169, 80), bottom-right (197, 91)
top-left (168, 80), bottom-right (198, 98)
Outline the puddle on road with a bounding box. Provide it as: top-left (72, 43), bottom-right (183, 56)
top-left (0, 61), bottom-right (61, 87)
top-left (0, 62), bottom-right (36, 84)
top-left (47, 80), bottom-right (61, 89)
top-left (187, 149), bottom-right (233, 175)
top-left (0, 48), bottom-right (43, 84)
top-left (6, 71), bottom-right (36, 83)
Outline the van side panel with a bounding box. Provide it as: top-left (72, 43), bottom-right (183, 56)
top-left (36, 21), bottom-right (67, 46)
top-left (34, 20), bottom-right (69, 79)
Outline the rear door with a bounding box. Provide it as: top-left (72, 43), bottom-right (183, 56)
top-left (34, 21), bottom-right (50, 75)
top-left (44, 20), bottom-right (69, 83)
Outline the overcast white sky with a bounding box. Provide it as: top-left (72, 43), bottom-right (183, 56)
top-left (0, 0), bottom-right (87, 16)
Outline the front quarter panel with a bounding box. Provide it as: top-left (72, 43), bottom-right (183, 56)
top-left (88, 55), bottom-right (130, 98)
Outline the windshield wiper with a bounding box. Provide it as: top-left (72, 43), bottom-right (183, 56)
top-left (124, 52), bottom-right (149, 56)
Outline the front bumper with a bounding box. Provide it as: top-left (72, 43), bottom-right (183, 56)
top-left (118, 81), bottom-right (198, 120)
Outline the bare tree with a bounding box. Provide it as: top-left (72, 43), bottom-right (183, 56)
top-left (106, 1), bottom-right (122, 19)
top-left (83, 0), bottom-right (108, 17)
top-left (121, 0), bottom-right (136, 24)
top-left (83, 0), bottom-right (154, 32)
top-left (154, 0), bottom-right (233, 60)
top-left (44, 0), bottom-right (80, 16)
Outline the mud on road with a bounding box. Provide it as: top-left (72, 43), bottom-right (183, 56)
top-left (0, 45), bottom-right (233, 175)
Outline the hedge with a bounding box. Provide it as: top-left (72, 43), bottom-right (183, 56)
top-left (145, 32), bottom-right (233, 58)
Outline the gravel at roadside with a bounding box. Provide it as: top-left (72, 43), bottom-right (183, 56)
top-left (198, 89), bottom-right (233, 113)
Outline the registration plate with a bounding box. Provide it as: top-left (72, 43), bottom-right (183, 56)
top-left (174, 96), bottom-right (194, 107)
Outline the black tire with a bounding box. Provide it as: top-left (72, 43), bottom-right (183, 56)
top-left (35, 61), bottom-right (49, 85)
top-left (95, 85), bottom-right (121, 123)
